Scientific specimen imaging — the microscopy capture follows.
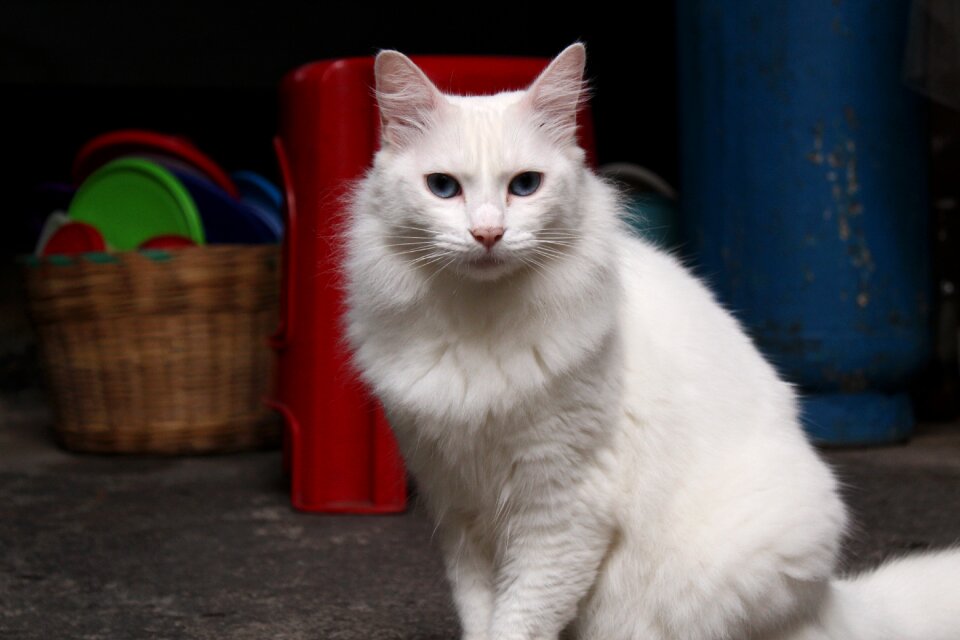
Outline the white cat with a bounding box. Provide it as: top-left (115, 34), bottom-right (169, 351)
top-left (343, 43), bottom-right (959, 640)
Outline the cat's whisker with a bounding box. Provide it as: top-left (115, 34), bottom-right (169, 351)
top-left (381, 239), bottom-right (434, 246)
top-left (381, 242), bottom-right (434, 251)
top-left (390, 248), bottom-right (438, 259)
top-left (389, 224), bottom-right (439, 235)
top-left (391, 223), bottom-right (435, 230)
top-left (532, 243), bottom-right (567, 254)
top-left (526, 255), bottom-right (551, 272)
top-left (416, 259), bottom-right (450, 273)
top-left (408, 252), bottom-right (450, 268)
top-left (537, 238), bottom-right (579, 245)
top-left (537, 232), bottom-right (580, 238)
top-left (529, 255), bottom-right (561, 269)
top-left (421, 255), bottom-right (459, 288)
top-left (410, 249), bottom-right (441, 264)
top-left (536, 239), bottom-right (577, 248)
top-left (529, 254), bottom-right (562, 268)
top-left (413, 249), bottom-right (460, 270)
top-left (530, 247), bottom-right (566, 261)
top-left (534, 246), bottom-right (575, 255)
top-left (535, 239), bottom-right (577, 248)
top-left (537, 229), bottom-right (581, 237)
top-left (378, 241), bottom-right (435, 255)
top-left (520, 255), bottom-right (551, 280)
top-left (434, 242), bottom-right (473, 252)
top-left (629, 223), bottom-right (671, 232)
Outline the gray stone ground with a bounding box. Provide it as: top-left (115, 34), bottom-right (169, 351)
top-left (1, 389), bottom-right (958, 640)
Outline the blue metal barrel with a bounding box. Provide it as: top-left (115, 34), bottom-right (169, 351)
top-left (677, 1), bottom-right (931, 444)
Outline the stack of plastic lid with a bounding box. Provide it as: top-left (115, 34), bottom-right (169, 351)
top-left (36, 130), bottom-right (283, 256)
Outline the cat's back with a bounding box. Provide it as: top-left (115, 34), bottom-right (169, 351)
top-left (609, 232), bottom-right (846, 612)
top-left (613, 231), bottom-right (799, 444)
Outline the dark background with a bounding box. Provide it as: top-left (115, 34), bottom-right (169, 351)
top-left (0, 2), bottom-right (679, 389)
top-left (3, 3), bottom-right (958, 418)
top-left (2, 2), bottom-right (679, 255)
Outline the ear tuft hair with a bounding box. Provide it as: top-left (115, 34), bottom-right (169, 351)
top-left (524, 43), bottom-right (589, 145)
top-left (374, 51), bottom-right (445, 148)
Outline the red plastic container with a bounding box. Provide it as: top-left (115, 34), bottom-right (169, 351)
top-left (270, 55), bottom-right (597, 513)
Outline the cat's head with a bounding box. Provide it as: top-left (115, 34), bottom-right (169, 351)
top-left (368, 44), bottom-right (590, 283)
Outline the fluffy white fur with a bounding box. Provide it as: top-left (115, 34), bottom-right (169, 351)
top-left (344, 44), bottom-right (959, 640)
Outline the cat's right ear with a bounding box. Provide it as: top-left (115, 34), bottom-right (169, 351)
top-left (374, 51), bottom-right (445, 148)
top-left (523, 43), bottom-right (588, 146)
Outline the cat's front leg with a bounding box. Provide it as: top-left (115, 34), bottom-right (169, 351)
top-left (488, 499), bottom-right (612, 640)
top-left (438, 518), bottom-right (496, 640)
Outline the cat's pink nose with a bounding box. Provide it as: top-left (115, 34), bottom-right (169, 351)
top-left (470, 226), bottom-right (504, 250)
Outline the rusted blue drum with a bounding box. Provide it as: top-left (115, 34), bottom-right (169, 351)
top-left (677, 1), bottom-right (931, 444)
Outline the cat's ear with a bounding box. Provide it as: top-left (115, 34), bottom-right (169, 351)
top-left (374, 50), bottom-right (446, 148)
top-left (523, 43), bottom-right (588, 145)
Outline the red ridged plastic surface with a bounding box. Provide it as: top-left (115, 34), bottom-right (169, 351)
top-left (270, 55), bottom-right (597, 513)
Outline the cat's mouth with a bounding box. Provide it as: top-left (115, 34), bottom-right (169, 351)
top-left (469, 254), bottom-right (504, 269)
top-left (455, 251), bottom-right (519, 281)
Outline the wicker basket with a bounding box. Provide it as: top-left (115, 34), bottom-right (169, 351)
top-left (22, 246), bottom-right (281, 454)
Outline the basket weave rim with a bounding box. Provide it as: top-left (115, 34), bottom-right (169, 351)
top-left (20, 244), bottom-right (278, 268)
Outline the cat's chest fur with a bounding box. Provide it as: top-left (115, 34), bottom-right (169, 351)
top-left (348, 261), bottom-right (625, 512)
top-left (349, 257), bottom-right (621, 433)
top-left (385, 324), bottom-right (624, 522)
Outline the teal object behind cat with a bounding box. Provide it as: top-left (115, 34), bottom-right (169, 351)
top-left (623, 193), bottom-right (681, 251)
top-left (600, 163), bottom-right (681, 251)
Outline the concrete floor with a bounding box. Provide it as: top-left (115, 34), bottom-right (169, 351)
top-left (1, 389), bottom-right (959, 640)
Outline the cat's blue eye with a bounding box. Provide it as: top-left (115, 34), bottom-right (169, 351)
top-left (508, 171), bottom-right (543, 197)
top-left (426, 173), bottom-right (462, 199)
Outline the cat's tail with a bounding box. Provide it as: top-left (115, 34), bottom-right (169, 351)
top-left (815, 549), bottom-right (960, 640)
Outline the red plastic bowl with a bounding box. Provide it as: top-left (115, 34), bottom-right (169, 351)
top-left (138, 234), bottom-right (197, 249)
top-left (72, 129), bottom-right (239, 198)
top-left (41, 221), bottom-right (107, 256)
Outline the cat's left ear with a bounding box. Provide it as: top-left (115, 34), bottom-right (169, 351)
top-left (523, 43), bottom-right (588, 145)
top-left (374, 50), bottom-right (446, 148)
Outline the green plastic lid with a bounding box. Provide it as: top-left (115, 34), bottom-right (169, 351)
top-left (68, 157), bottom-right (205, 250)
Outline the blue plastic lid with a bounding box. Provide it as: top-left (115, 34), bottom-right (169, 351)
top-left (170, 168), bottom-right (280, 244)
top-left (232, 170), bottom-right (283, 222)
